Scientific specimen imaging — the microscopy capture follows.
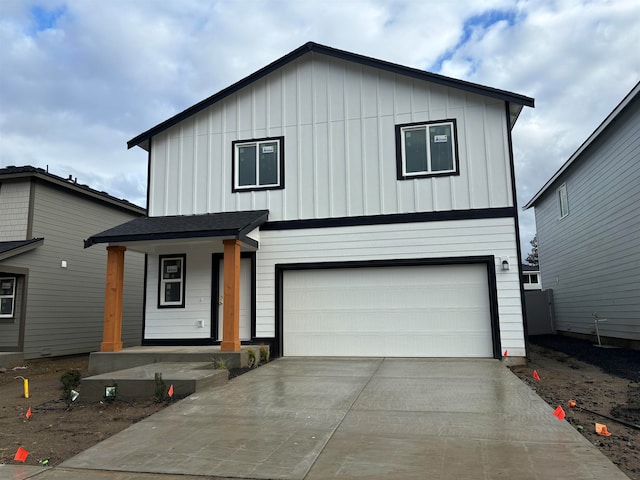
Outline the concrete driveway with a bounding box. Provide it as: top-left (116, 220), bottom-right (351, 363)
top-left (9, 358), bottom-right (629, 479)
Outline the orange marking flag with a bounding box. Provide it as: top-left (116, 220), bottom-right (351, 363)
top-left (25, 407), bottom-right (32, 419)
top-left (14, 447), bottom-right (29, 462)
top-left (553, 405), bottom-right (566, 420)
top-left (533, 370), bottom-right (541, 381)
top-left (168, 384), bottom-right (174, 398)
top-left (596, 423), bottom-right (612, 436)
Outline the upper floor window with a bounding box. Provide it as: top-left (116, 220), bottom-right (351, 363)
top-left (0, 277), bottom-right (16, 317)
top-left (396, 120), bottom-right (459, 180)
top-left (159, 255), bottom-right (185, 308)
top-left (558, 183), bottom-right (569, 218)
top-left (232, 137), bottom-right (284, 192)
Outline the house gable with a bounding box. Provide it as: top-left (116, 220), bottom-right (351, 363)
top-left (129, 42), bottom-right (533, 152)
top-left (145, 49), bottom-right (532, 221)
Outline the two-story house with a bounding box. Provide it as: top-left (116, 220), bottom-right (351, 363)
top-left (86, 42), bottom-right (534, 360)
top-left (0, 166), bottom-right (145, 366)
top-left (524, 81), bottom-right (639, 347)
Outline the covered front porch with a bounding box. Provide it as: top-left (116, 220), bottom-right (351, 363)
top-left (84, 210), bottom-right (269, 361)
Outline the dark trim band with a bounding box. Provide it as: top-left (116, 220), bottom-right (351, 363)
top-left (262, 207), bottom-right (515, 231)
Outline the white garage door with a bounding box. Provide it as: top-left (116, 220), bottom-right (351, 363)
top-left (283, 264), bottom-right (493, 357)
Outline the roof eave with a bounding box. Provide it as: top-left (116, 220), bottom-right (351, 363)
top-left (524, 81), bottom-right (640, 210)
top-left (0, 168), bottom-right (145, 215)
top-left (0, 238), bottom-right (44, 261)
top-left (127, 42), bottom-right (534, 151)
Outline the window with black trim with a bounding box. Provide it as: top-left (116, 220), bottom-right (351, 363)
top-left (158, 255), bottom-right (185, 308)
top-left (0, 277), bottom-right (16, 317)
top-left (232, 136), bottom-right (284, 191)
top-left (396, 120), bottom-right (459, 179)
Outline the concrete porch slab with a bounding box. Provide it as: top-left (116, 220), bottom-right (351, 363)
top-left (80, 362), bottom-right (228, 402)
top-left (88, 344), bottom-right (268, 374)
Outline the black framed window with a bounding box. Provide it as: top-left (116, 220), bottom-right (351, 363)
top-left (232, 136), bottom-right (284, 192)
top-left (0, 277), bottom-right (16, 317)
top-left (158, 255), bottom-right (186, 308)
top-left (396, 119), bottom-right (459, 180)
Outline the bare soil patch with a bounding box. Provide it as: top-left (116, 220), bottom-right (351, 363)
top-left (0, 355), bottom-right (169, 467)
top-left (510, 335), bottom-right (640, 480)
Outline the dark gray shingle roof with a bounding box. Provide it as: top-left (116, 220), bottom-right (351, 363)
top-left (0, 165), bottom-right (145, 215)
top-left (84, 210), bottom-right (269, 247)
top-left (0, 238), bottom-right (44, 260)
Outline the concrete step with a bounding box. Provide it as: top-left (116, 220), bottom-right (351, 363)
top-left (88, 345), bottom-right (269, 375)
top-left (80, 362), bottom-right (228, 403)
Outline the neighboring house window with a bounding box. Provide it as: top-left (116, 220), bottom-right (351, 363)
top-left (158, 255), bottom-right (186, 308)
top-left (232, 136), bottom-right (284, 191)
top-left (530, 274), bottom-right (539, 284)
top-left (0, 277), bottom-right (16, 317)
top-left (396, 120), bottom-right (459, 180)
top-left (558, 183), bottom-right (569, 218)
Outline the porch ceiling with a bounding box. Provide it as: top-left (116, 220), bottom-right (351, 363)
top-left (84, 210), bottom-right (268, 249)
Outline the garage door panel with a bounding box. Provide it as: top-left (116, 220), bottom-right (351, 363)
top-left (283, 264), bottom-right (493, 357)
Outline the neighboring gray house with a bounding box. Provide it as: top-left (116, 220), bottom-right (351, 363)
top-left (0, 166), bottom-right (146, 365)
top-left (524, 81), bottom-right (640, 347)
top-left (87, 42), bottom-right (534, 360)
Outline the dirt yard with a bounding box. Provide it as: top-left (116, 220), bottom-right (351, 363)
top-left (510, 335), bottom-right (640, 480)
top-left (1, 338), bottom-right (639, 478)
top-left (0, 355), bottom-right (168, 467)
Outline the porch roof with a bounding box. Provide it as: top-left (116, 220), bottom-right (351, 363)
top-left (84, 210), bottom-right (269, 248)
top-left (0, 238), bottom-right (44, 261)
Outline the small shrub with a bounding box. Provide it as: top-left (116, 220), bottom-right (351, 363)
top-left (247, 349), bottom-right (256, 368)
top-left (213, 357), bottom-right (228, 370)
top-left (259, 346), bottom-right (270, 364)
top-left (60, 369), bottom-right (81, 404)
top-left (154, 372), bottom-right (166, 402)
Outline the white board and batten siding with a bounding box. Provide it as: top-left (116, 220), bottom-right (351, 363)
top-left (144, 245), bottom-right (216, 340)
top-left (144, 247), bottom-right (253, 341)
top-left (147, 52), bottom-right (514, 220)
top-left (534, 96), bottom-right (640, 341)
top-left (256, 217), bottom-right (525, 357)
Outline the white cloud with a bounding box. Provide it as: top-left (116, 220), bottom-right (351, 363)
top-left (1, 0), bottom-right (639, 258)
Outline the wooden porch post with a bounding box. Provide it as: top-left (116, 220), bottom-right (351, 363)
top-left (221, 239), bottom-right (241, 352)
top-left (101, 246), bottom-right (126, 352)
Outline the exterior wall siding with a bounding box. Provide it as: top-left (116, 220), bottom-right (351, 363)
top-left (257, 217), bottom-right (525, 356)
top-left (535, 98), bottom-right (640, 340)
top-left (148, 53), bottom-right (513, 220)
top-left (0, 180), bottom-right (31, 241)
top-left (144, 243), bottom-right (222, 339)
top-left (0, 182), bottom-right (145, 358)
top-left (0, 274), bottom-right (25, 349)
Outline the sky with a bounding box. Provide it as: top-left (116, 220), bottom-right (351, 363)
top-left (1, 0), bottom-right (639, 260)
